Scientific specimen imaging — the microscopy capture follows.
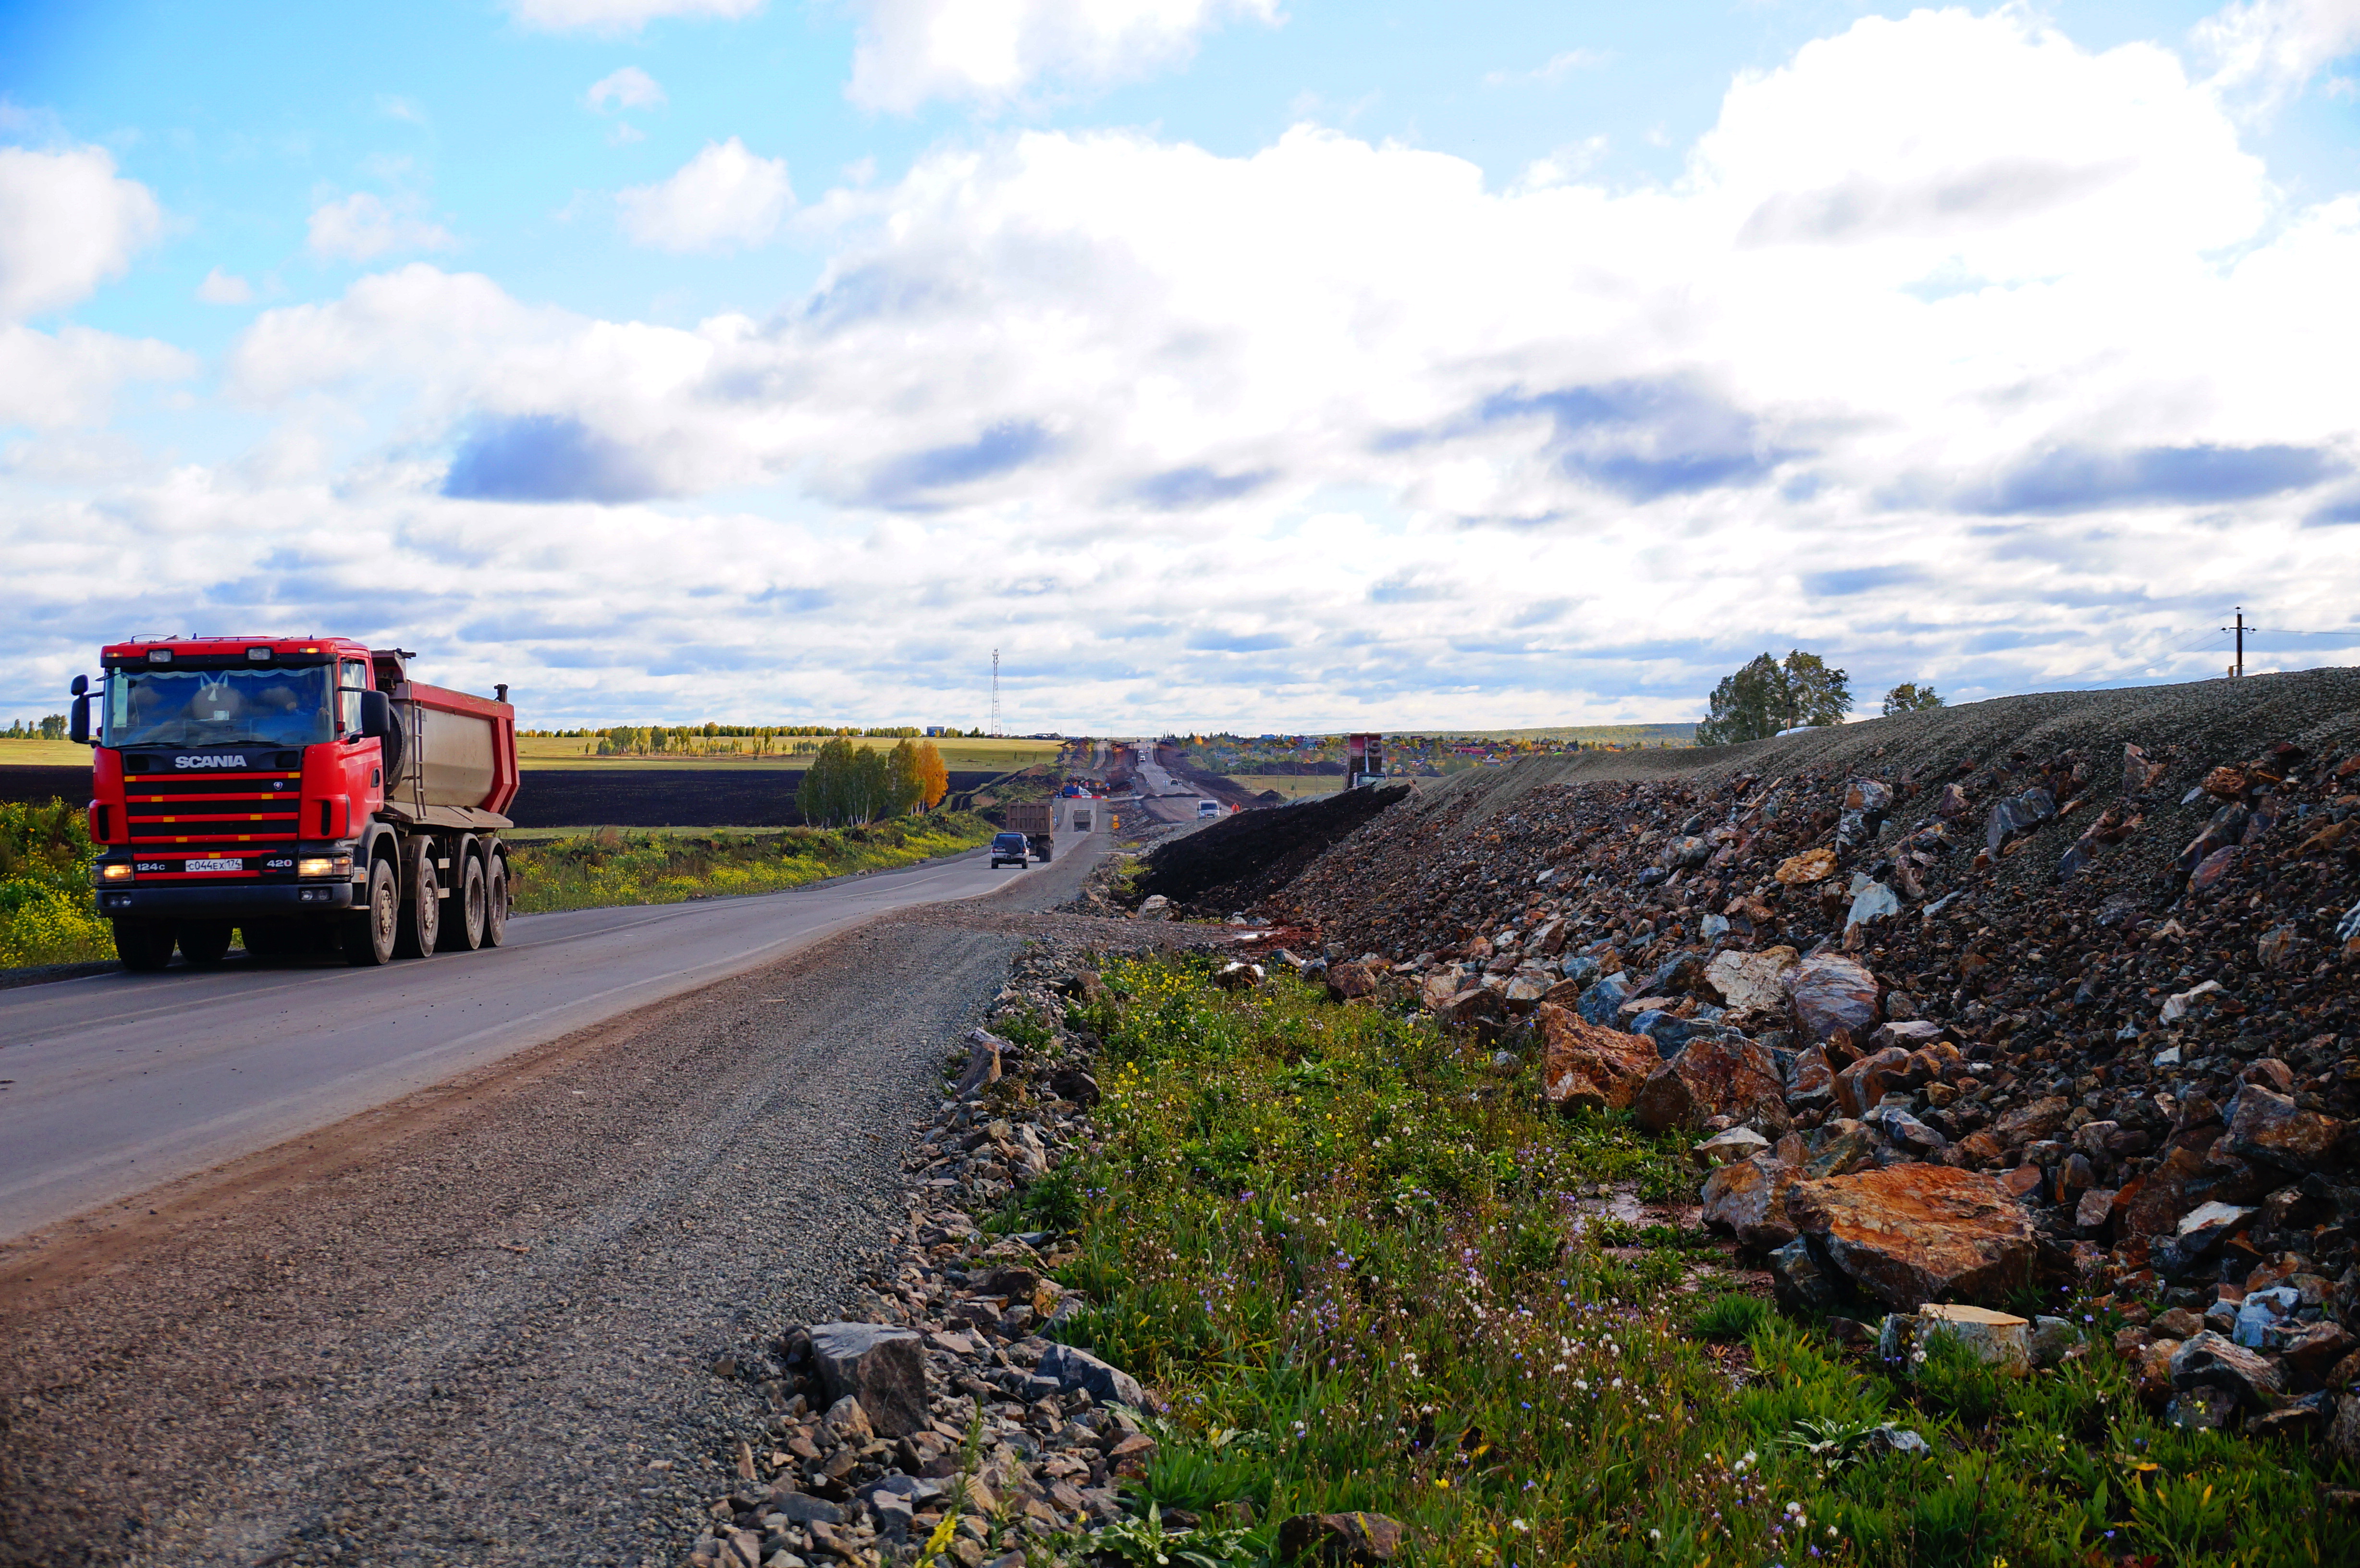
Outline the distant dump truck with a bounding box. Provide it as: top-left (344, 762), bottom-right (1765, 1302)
top-left (1070, 808), bottom-right (1094, 833)
top-left (68, 635), bottom-right (518, 971)
top-left (1002, 800), bottom-right (1055, 862)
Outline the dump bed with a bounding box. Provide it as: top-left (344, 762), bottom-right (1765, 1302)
top-left (1002, 801), bottom-right (1055, 834)
top-left (385, 681), bottom-right (518, 830)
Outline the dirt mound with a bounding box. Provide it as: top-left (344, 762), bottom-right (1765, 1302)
top-left (1135, 784), bottom-right (1411, 913)
top-left (1241, 670), bottom-right (2360, 1396)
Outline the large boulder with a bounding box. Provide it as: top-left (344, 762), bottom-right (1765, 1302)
top-left (1786, 953), bottom-right (1880, 1044)
top-left (1575, 973), bottom-right (1634, 1027)
top-left (1787, 1166), bottom-right (2036, 1309)
top-left (1702, 946), bottom-right (1799, 1017)
top-left (2169, 1331), bottom-right (2284, 1410)
top-left (2222, 1084), bottom-right (2346, 1167)
top-left (1700, 1154), bottom-right (1801, 1249)
top-left (1536, 1005), bottom-right (1659, 1112)
top-left (1633, 1033), bottom-right (1790, 1135)
top-left (805, 1322), bottom-right (930, 1437)
top-left (1832, 1046), bottom-right (1911, 1120)
top-left (1034, 1341), bottom-right (1149, 1410)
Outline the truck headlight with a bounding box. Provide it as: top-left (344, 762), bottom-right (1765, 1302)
top-left (297, 854), bottom-right (354, 879)
top-left (99, 862), bottom-right (134, 882)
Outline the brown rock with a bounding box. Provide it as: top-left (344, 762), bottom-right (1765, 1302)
top-left (2201, 766), bottom-right (2249, 799)
top-left (2170, 1330), bottom-right (2283, 1409)
top-left (1833, 1046), bottom-right (1911, 1120)
top-left (1700, 1154), bottom-right (1802, 1249)
top-left (2074, 1186), bottom-right (2116, 1234)
top-left (2116, 1146), bottom-right (2210, 1239)
top-left (1788, 953), bottom-right (1880, 1044)
top-left (1998, 1164), bottom-right (2046, 1201)
top-left (1785, 1045), bottom-right (1835, 1114)
top-left (1936, 782), bottom-right (1971, 819)
top-left (1633, 1033), bottom-right (1790, 1135)
top-left (2223, 1084), bottom-right (2346, 1167)
top-left (1992, 1095), bottom-right (2073, 1149)
top-left (1787, 1164), bottom-right (2037, 1309)
top-left (1536, 1005), bottom-right (1659, 1112)
top-left (1956, 1131), bottom-right (2004, 1168)
top-left (1278, 1512), bottom-right (1405, 1566)
top-left (1774, 847), bottom-right (1837, 885)
top-left (1326, 962), bottom-right (1379, 1003)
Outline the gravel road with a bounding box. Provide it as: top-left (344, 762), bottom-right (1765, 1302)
top-left (0, 850), bottom-right (1174, 1568)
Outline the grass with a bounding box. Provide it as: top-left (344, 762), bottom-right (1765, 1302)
top-left (0, 796), bottom-right (996, 970)
top-left (1222, 775), bottom-right (1345, 801)
top-left (0, 738), bottom-right (91, 767)
top-left (513, 736), bottom-right (1066, 772)
top-left (0, 798), bottom-right (114, 968)
top-left (505, 812), bottom-right (998, 914)
top-left (995, 957), bottom-right (2354, 1568)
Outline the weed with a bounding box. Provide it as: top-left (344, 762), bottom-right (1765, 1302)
top-left (1692, 1293), bottom-right (1770, 1342)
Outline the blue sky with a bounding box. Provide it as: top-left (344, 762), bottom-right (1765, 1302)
top-left (4, 0), bottom-right (2360, 731)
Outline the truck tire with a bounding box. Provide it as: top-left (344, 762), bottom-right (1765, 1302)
top-left (481, 853), bottom-right (509, 948)
top-left (439, 853), bottom-right (486, 952)
top-left (343, 856), bottom-right (400, 967)
top-left (178, 920), bottom-right (234, 966)
top-left (113, 919), bottom-right (176, 973)
top-left (394, 851), bottom-right (441, 959)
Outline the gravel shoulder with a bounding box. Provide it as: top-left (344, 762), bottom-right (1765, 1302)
top-left (0, 856), bottom-right (1197, 1568)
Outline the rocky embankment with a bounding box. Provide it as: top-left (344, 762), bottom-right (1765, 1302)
top-left (681, 942), bottom-right (1183, 1568)
top-left (1249, 671), bottom-right (2360, 1446)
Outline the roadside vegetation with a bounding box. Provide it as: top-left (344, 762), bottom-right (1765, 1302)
top-left (0, 799), bottom-right (113, 969)
top-left (506, 811), bottom-right (996, 916)
top-left (0, 796), bottom-right (998, 970)
top-left (1003, 956), bottom-right (2350, 1568)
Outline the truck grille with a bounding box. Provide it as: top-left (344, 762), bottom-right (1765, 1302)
top-left (122, 770), bottom-right (303, 877)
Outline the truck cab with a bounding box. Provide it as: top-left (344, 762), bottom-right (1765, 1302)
top-left (73, 635), bottom-right (517, 971)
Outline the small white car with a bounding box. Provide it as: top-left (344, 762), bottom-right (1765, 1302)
top-left (1197, 799), bottom-right (1222, 818)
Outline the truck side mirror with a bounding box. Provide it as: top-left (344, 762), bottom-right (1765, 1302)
top-left (70, 674), bottom-right (88, 697)
top-left (69, 693), bottom-right (90, 746)
top-left (359, 690), bottom-right (393, 739)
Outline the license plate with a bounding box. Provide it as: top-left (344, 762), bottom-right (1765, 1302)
top-left (184, 858), bottom-right (245, 873)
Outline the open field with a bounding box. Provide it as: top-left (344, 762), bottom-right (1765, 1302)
top-left (1002, 954), bottom-right (2350, 1568)
top-left (505, 814), bottom-right (998, 914)
top-left (1223, 772), bottom-right (1345, 800)
top-left (0, 740), bottom-right (87, 768)
top-left (515, 736), bottom-right (1064, 771)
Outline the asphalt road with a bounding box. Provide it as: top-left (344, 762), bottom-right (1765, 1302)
top-left (0, 804), bottom-right (1100, 1245)
top-left (0, 814), bottom-right (1164, 1568)
top-left (1131, 736), bottom-right (1215, 823)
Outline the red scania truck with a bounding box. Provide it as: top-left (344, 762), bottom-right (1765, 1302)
top-left (67, 636), bottom-right (520, 971)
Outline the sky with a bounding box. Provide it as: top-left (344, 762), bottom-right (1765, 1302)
top-left (4, 0), bottom-right (2360, 735)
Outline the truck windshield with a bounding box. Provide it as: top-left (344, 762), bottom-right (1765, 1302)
top-left (105, 666), bottom-right (335, 749)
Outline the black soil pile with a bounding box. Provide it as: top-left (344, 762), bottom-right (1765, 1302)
top-left (1136, 784), bottom-right (1410, 913)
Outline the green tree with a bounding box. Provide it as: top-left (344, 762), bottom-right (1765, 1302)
top-left (1881, 681), bottom-right (1944, 716)
top-left (798, 736), bottom-right (854, 825)
top-left (1696, 649), bottom-right (1853, 746)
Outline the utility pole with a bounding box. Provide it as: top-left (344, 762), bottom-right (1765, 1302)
top-left (990, 649), bottom-right (1001, 737)
top-left (2221, 607), bottom-right (2245, 677)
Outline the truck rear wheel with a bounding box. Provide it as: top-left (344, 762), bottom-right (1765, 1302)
top-left (480, 854), bottom-right (509, 948)
top-left (113, 919), bottom-right (176, 973)
top-left (439, 854), bottom-right (486, 952)
top-left (342, 857), bottom-right (400, 967)
top-left (394, 851), bottom-right (441, 959)
top-left (178, 920), bottom-right (234, 966)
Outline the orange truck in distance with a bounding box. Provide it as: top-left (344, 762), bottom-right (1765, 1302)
top-left (68, 637), bottom-right (519, 971)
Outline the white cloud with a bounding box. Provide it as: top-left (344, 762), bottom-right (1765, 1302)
top-left (12, 6), bottom-right (2360, 730)
top-left (848, 0), bottom-right (1280, 111)
top-left (307, 191), bottom-right (458, 262)
top-left (616, 138), bottom-right (793, 252)
top-left (508, 0), bottom-right (762, 31)
top-left (0, 323), bottom-right (192, 429)
top-left (197, 267), bottom-right (254, 305)
top-left (1487, 47), bottom-right (1610, 86)
top-left (586, 65), bottom-right (668, 112)
top-left (0, 144), bottom-right (164, 321)
top-left (2195, 0), bottom-right (2360, 110)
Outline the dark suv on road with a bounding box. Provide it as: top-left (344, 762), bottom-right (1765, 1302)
top-left (989, 832), bottom-right (1030, 869)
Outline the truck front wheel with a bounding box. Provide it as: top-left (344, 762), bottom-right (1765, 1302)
top-left (393, 851), bottom-right (441, 959)
top-left (113, 919), bottom-right (176, 973)
top-left (342, 857), bottom-right (400, 967)
top-left (439, 854), bottom-right (486, 952)
top-left (178, 920), bottom-right (234, 966)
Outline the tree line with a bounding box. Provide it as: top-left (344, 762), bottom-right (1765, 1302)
top-left (796, 738), bottom-right (951, 826)
top-left (1696, 650), bottom-right (1942, 746)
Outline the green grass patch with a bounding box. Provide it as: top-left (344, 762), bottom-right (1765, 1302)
top-left (1019, 956), bottom-right (2355, 1568)
top-left (505, 812), bottom-right (997, 915)
top-left (0, 798), bottom-right (114, 968)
